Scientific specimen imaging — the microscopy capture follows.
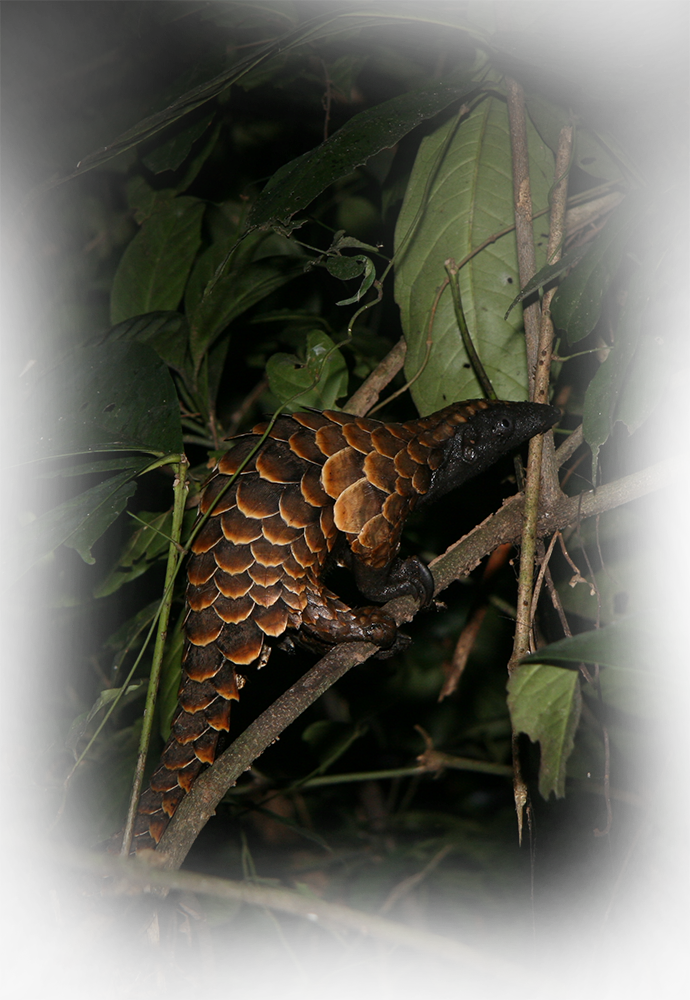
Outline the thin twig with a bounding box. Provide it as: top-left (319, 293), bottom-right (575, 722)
top-left (506, 114), bottom-right (574, 838)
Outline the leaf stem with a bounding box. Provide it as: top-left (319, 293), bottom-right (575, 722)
top-left (443, 258), bottom-right (497, 399)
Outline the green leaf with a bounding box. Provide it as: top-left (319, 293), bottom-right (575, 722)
top-left (31, 341), bottom-right (183, 459)
top-left (19, 472), bottom-right (138, 572)
top-left (105, 600), bottom-right (160, 673)
top-left (249, 77), bottom-right (476, 230)
top-left (110, 197), bottom-right (205, 324)
top-left (504, 241), bottom-right (591, 318)
top-left (525, 601), bottom-right (690, 723)
top-left (141, 113), bottom-right (215, 174)
top-left (65, 682), bottom-right (145, 755)
top-left (395, 95), bottom-right (554, 414)
top-left (615, 331), bottom-right (671, 435)
top-left (61, 9), bottom-right (488, 183)
top-left (95, 510), bottom-right (172, 597)
top-left (108, 312), bottom-right (194, 387)
top-left (507, 664), bottom-right (581, 799)
top-left (550, 199), bottom-right (640, 344)
top-left (63, 486), bottom-right (139, 566)
top-left (558, 507), bottom-right (664, 624)
top-left (326, 254), bottom-right (377, 305)
top-left (189, 256), bottom-right (305, 369)
top-left (582, 354), bottom-right (622, 478)
top-left (266, 331), bottom-right (348, 410)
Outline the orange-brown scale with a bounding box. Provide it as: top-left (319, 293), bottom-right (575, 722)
top-left (133, 400), bottom-right (557, 852)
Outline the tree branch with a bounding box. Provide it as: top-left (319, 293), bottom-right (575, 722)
top-left (63, 848), bottom-right (528, 982)
top-left (155, 457), bottom-right (677, 870)
top-left (345, 337), bottom-right (407, 416)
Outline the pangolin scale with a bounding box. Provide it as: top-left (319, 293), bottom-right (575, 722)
top-left (132, 398), bottom-right (559, 851)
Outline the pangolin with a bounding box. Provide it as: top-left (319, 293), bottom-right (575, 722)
top-left (132, 398), bottom-right (559, 850)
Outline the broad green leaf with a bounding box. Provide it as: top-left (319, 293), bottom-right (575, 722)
top-left (63, 485), bottom-right (139, 566)
top-left (550, 199), bottom-right (640, 344)
top-left (65, 682), bottom-right (145, 755)
top-left (525, 601), bottom-right (690, 723)
top-left (505, 241), bottom-right (591, 317)
top-left (558, 507), bottom-right (664, 624)
top-left (248, 77), bottom-right (476, 230)
top-left (326, 254), bottom-right (376, 305)
top-left (141, 113), bottom-right (215, 174)
top-left (507, 664), bottom-right (581, 799)
top-left (31, 341), bottom-right (183, 459)
top-left (95, 510), bottom-right (172, 597)
top-left (19, 472), bottom-right (138, 572)
top-left (184, 221), bottom-right (303, 317)
top-left (189, 256), bottom-right (305, 369)
top-left (108, 312), bottom-right (194, 387)
top-left (395, 96), bottom-right (554, 414)
top-left (126, 176), bottom-right (174, 224)
top-left (61, 9), bottom-right (488, 184)
top-left (615, 331), bottom-right (671, 435)
top-left (582, 353), bottom-right (623, 479)
top-left (36, 457), bottom-right (149, 480)
top-left (266, 331), bottom-right (348, 410)
top-left (105, 600), bottom-right (160, 673)
top-left (110, 197), bottom-right (205, 324)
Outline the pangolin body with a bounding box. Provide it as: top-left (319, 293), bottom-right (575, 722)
top-left (133, 398), bottom-right (559, 850)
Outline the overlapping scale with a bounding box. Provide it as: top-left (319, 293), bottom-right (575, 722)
top-left (135, 401), bottom-right (505, 852)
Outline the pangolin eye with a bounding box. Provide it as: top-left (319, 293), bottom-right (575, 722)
top-left (463, 441), bottom-right (477, 462)
top-left (495, 416), bottom-right (513, 435)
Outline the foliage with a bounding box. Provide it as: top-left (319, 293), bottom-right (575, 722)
top-left (7, 0), bottom-right (685, 979)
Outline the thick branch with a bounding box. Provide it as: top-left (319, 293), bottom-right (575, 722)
top-left (345, 337), bottom-right (406, 416)
top-left (432, 458), bottom-right (677, 593)
top-left (156, 641), bottom-right (376, 869)
top-left (66, 849), bottom-right (526, 981)
top-left (156, 458), bottom-right (676, 870)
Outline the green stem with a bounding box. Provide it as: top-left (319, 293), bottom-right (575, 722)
top-left (120, 456), bottom-right (189, 855)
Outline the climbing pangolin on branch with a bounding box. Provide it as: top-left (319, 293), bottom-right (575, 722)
top-left (132, 398), bottom-right (559, 851)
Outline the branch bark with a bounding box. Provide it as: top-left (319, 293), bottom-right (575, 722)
top-left (155, 456), bottom-right (678, 870)
top-left (64, 848), bottom-right (528, 982)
